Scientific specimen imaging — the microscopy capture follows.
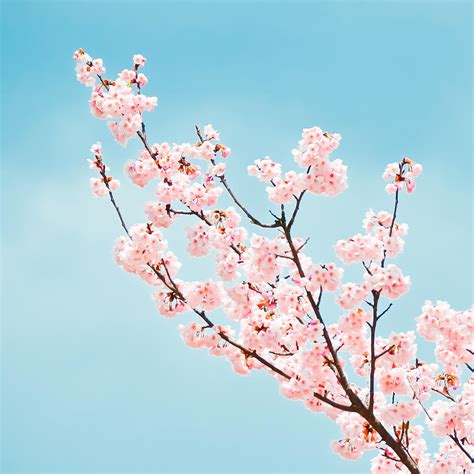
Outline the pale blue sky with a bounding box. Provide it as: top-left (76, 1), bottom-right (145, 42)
top-left (1, 1), bottom-right (472, 473)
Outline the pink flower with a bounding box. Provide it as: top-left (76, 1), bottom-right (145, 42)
top-left (380, 400), bottom-right (420, 425)
top-left (376, 366), bottom-right (411, 395)
top-left (267, 171), bottom-right (304, 204)
top-left (136, 73), bottom-right (148, 87)
top-left (186, 223), bottom-right (211, 256)
top-left (248, 157), bottom-right (282, 182)
top-left (365, 264), bottom-right (411, 299)
top-left (183, 280), bottom-right (225, 311)
top-left (335, 233), bottom-right (384, 264)
top-left (204, 124), bottom-right (220, 141)
top-left (145, 201), bottom-right (174, 228)
top-left (133, 54), bottom-right (146, 67)
top-left (336, 282), bottom-right (369, 310)
top-left (383, 158), bottom-right (422, 194)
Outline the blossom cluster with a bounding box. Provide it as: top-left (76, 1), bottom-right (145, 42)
top-left (417, 300), bottom-right (474, 401)
top-left (383, 158), bottom-right (423, 194)
top-left (247, 127), bottom-right (347, 204)
top-left (87, 142), bottom-right (120, 197)
top-left (73, 49), bottom-right (157, 146)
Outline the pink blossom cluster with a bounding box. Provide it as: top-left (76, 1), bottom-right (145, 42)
top-left (383, 158), bottom-right (423, 194)
top-left (370, 425), bottom-right (428, 473)
top-left (178, 323), bottom-right (253, 375)
top-left (87, 142), bottom-right (120, 197)
top-left (267, 170), bottom-right (303, 204)
top-left (294, 261), bottom-right (343, 293)
top-left (73, 49), bottom-right (105, 87)
top-left (292, 126), bottom-right (341, 167)
top-left (184, 208), bottom-right (247, 280)
top-left (145, 201), bottom-right (174, 228)
top-left (417, 300), bottom-right (474, 372)
top-left (366, 264), bottom-right (411, 299)
top-left (336, 308), bottom-right (371, 354)
top-left (183, 280), bottom-right (224, 311)
top-left (247, 157), bottom-right (282, 182)
top-left (336, 209), bottom-right (409, 269)
top-left (114, 224), bottom-right (167, 272)
top-left (335, 233), bottom-right (384, 264)
top-left (363, 209), bottom-right (408, 258)
top-left (429, 439), bottom-right (473, 473)
top-left (248, 127), bottom-right (347, 204)
top-left (424, 380), bottom-right (474, 469)
top-left (73, 49), bottom-right (158, 146)
top-left (380, 400), bottom-right (420, 425)
top-left (336, 282), bottom-right (370, 310)
top-left (125, 150), bottom-right (160, 187)
top-left (292, 127), bottom-right (347, 196)
top-left (335, 264), bottom-right (410, 311)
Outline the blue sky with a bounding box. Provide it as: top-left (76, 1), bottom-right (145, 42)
top-left (1, 1), bottom-right (472, 473)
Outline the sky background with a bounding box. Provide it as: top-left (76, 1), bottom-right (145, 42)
top-left (1, 1), bottom-right (472, 473)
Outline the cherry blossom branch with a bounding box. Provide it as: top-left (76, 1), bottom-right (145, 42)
top-left (368, 290), bottom-right (381, 412)
top-left (362, 261), bottom-right (373, 275)
top-left (193, 126), bottom-right (281, 229)
top-left (75, 53), bottom-right (443, 474)
top-left (95, 78), bottom-right (244, 260)
top-left (375, 344), bottom-right (396, 360)
top-left (431, 388), bottom-right (456, 402)
top-left (377, 303), bottom-right (393, 321)
top-left (381, 191), bottom-right (399, 268)
top-left (95, 70), bottom-right (160, 162)
top-left (176, 206), bottom-right (243, 258)
top-left (287, 190), bottom-right (307, 231)
top-left (370, 162), bottom-right (403, 410)
top-left (280, 187), bottom-right (420, 473)
top-left (449, 432), bottom-right (473, 463)
top-left (96, 163), bottom-right (353, 414)
top-left (281, 219), bottom-right (360, 405)
top-left (411, 385), bottom-right (473, 463)
top-left (214, 168), bottom-right (282, 228)
top-left (97, 165), bottom-right (130, 238)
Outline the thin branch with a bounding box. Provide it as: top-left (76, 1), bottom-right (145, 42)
top-left (368, 290), bottom-right (380, 412)
top-left (296, 237), bottom-right (310, 253)
top-left (275, 253), bottom-right (293, 260)
top-left (269, 351), bottom-right (295, 357)
top-left (375, 344), bottom-right (395, 360)
top-left (98, 167), bottom-right (130, 237)
top-left (362, 261), bottom-right (373, 276)
top-left (377, 303), bottom-right (393, 321)
top-left (431, 388), bottom-right (456, 402)
top-left (381, 163), bottom-right (401, 268)
top-left (169, 208), bottom-right (194, 216)
top-left (287, 190), bottom-right (306, 230)
top-left (191, 124), bottom-right (280, 229)
top-left (449, 432), bottom-right (474, 463)
top-left (215, 168), bottom-right (281, 228)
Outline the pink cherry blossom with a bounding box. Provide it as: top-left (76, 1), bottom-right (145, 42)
top-left (133, 54), bottom-right (146, 67)
top-left (267, 170), bottom-right (303, 204)
top-left (365, 264), bottom-right (411, 299)
top-left (383, 158), bottom-right (423, 194)
top-left (335, 233), bottom-right (384, 264)
top-left (183, 280), bottom-right (224, 311)
top-left (248, 157), bottom-right (282, 182)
